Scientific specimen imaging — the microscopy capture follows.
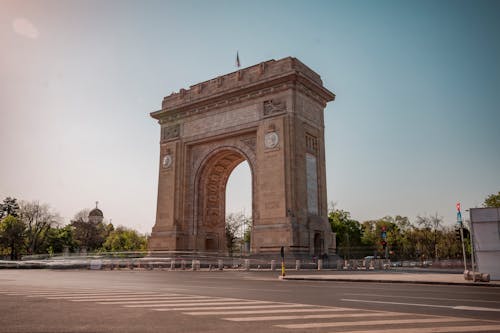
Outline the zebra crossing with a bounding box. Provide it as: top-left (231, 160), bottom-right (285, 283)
top-left (1, 287), bottom-right (500, 332)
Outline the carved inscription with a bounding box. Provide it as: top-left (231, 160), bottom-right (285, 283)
top-left (184, 105), bottom-right (258, 138)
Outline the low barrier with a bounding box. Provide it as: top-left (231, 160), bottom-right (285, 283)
top-left (3, 254), bottom-right (469, 273)
top-left (339, 259), bottom-right (390, 270)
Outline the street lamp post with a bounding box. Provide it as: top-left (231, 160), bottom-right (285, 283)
top-left (457, 203), bottom-right (467, 272)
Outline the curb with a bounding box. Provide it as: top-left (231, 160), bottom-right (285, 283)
top-left (281, 276), bottom-right (500, 287)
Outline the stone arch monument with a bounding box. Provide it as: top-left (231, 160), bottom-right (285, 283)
top-left (149, 57), bottom-right (336, 258)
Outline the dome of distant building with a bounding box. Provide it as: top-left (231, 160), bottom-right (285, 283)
top-left (88, 201), bottom-right (104, 223)
top-left (89, 208), bottom-right (103, 217)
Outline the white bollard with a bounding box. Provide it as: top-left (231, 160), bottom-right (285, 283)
top-left (218, 259), bottom-right (223, 270)
top-left (244, 259), bottom-right (250, 271)
top-left (295, 259), bottom-right (301, 271)
top-left (271, 260), bottom-right (276, 271)
top-left (170, 259), bottom-right (175, 270)
top-left (318, 259), bottom-right (323, 271)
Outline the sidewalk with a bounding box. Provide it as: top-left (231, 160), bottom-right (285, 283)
top-left (282, 271), bottom-right (500, 287)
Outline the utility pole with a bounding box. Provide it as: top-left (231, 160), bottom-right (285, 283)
top-left (381, 226), bottom-right (388, 259)
top-left (465, 212), bottom-right (477, 282)
top-left (456, 202), bottom-right (467, 272)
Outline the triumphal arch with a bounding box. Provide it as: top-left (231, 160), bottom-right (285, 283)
top-left (149, 57), bottom-right (336, 258)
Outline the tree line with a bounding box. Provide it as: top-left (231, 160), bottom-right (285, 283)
top-left (329, 191), bottom-right (500, 260)
top-left (0, 197), bottom-right (148, 260)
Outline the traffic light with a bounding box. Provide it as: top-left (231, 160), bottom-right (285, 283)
top-left (462, 228), bottom-right (470, 240)
top-left (455, 228), bottom-right (461, 241)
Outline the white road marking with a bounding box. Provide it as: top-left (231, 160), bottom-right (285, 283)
top-left (45, 293), bottom-right (178, 299)
top-left (276, 317), bottom-right (460, 329)
top-left (337, 325), bottom-right (500, 333)
top-left (344, 292), bottom-right (500, 304)
top-left (3, 291), bottom-right (131, 296)
top-left (154, 304), bottom-right (323, 311)
top-left (29, 292), bottom-right (160, 298)
top-left (125, 300), bottom-right (270, 308)
top-left (97, 297), bottom-right (219, 305)
top-left (454, 306), bottom-right (500, 312)
top-left (0, 290), bottom-right (97, 295)
top-left (296, 282), bottom-right (499, 296)
top-left (71, 295), bottom-right (206, 302)
top-left (20, 290), bottom-right (152, 294)
top-left (342, 298), bottom-right (500, 312)
top-left (184, 307), bottom-right (352, 315)
top-left (223, 311), bottom-right (405, 322)
top-left (342, 298), bottom-right (453, 308)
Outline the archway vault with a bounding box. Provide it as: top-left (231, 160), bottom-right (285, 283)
top-left (149, 57), bottom-right (336, 258)
top-left (194, 146), bottom-right (253, 252)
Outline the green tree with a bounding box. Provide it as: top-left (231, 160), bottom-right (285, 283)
top-left (329, 209), bottom-right (364, 259)
top-left (71, 218), bottom-right (109, 252)
top-left (388, 215), bottom-right (413, 260)
top-left (0, 215), bottom-right (26, 260)
top-left (484, 191), bottom-right (500, 208)
top-left (436, 226), bottom-right (463, 259)
top-left (0, 197), bottom-right (20, 218)
top-left (20, 201), bottom-right (60, 255)
top-left (102, 227), bottom-right (147, 252)
top-left (360, 217), bottom-right (398, 259)
top-left (70, 210), bottom-right (111, 252)
top-left (45, 225), bottom-right (76, 254)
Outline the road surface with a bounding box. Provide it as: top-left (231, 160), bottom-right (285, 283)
top-left (0, 270), bottom-right (499, 332)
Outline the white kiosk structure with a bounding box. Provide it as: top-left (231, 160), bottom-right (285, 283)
top-left (470, 207), bottom-right (500, 280)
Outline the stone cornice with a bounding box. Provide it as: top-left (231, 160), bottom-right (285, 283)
top-left (151, 57), bottom-right (335, 123)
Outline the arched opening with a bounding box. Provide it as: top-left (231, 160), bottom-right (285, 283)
top-left (195, 148), bottom-right (253, 254)
top-left (225, 161), bottom-right (252, 256)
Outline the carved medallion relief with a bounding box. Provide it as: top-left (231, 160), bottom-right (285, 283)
top-left (264, 132), bottom-right (279, 149)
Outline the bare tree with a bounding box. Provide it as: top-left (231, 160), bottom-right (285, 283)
top-left (20, 201), bottom-right (60, 255)
top-left (416, 213), bottom-right (443, 260)
top-left (73, 209), bottom-right (90, 223)
top-left (225, 212), bottom-right (251, 256)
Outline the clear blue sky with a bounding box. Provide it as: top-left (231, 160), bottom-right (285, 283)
top-left (1, 0), bottom-right (499, 233)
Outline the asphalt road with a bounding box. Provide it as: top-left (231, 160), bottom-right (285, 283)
top-left (1, 269), bottom-right (499, 332)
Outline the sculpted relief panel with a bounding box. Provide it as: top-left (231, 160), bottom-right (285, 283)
top-left (161, 124), bottom-right (180, 141)
top-left (263, 99), bottom-right (286, 117)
